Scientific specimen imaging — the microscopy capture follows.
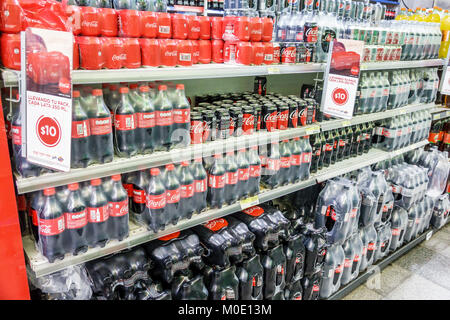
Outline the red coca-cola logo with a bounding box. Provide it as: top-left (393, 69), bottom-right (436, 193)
top-left (112, 53), bottom-right (126, 62)
top-left (145, 22), bottom-right (157, 28)
top-left (305, 28), bottom-right (318, 38)
top-left (191, 121), bottom-right (203, 133)
top-left (242, 206), bottom-right (264, 217)
top-left (264, 112), bottom-right (277, 122)
top-left (165, 51), bottom-right (177, 57)
top-left (81, 20), bottom-right (98, 28)
top-left (204, 218), bottom-right (228, 231)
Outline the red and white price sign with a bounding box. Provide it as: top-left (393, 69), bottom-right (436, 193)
top-left (24, 28), bottom-right (73, 172)
top-left (321, 39), bottom-right (364, 120)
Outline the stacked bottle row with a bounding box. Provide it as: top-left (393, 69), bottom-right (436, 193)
top-left (428, 118), bottom-right (450, 154)
top-left (192, 91), bottom-right (317, 144)
top-left (274, 0), bottom-right (441, 64)
top-left (309, 122), bottom-right (375, 173)
top-left (125, 138), bottom-right (312, 231)
top-left (82, 204), bottom-right (305, 300)
top-left (372, 110), bottom-right (432, 152)
top-left (25, 175), bottom-right (130, 263)
top-left (355, 68), bottom-right (439, 115)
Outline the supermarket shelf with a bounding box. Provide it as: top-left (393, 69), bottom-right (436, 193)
top-left (361, 59), bottom-right (445, 71)
top-left (24, 140), bottom-right (429, 278)
top-left (15, 124), bottom-right (321, 194)
top-left (2, 59), bottom-right (445, 87)
top-left (327, 229), bottom-right (433, 300)
top-left (320, 103), bottom-right (436, 132)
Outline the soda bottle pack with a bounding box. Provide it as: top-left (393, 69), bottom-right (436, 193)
top-left (28, 175), bottom-right (129, 263)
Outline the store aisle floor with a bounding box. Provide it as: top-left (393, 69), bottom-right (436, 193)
top-left (343, 223), bottom-right (450, 300)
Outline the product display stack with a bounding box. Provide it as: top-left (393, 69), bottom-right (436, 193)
top-left (0, 0), bottom-right (449, 302)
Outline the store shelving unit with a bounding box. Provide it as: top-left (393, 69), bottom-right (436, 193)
top-left (24, 140), bottom-right (428, 279)
top-left (431, 106), bottom-right (450, 120)
top-left (1, 59), bottom-right (445, 87)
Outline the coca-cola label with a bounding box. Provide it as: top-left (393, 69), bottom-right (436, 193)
top-left (181, 183), bottom-right (194, 198)
top-left (64, 209), bottom-right (88, 229)
top-left (353, 254), bottom-right (360, 262)
top-left (304, 24), bottom-right (318, 43)
top-left (277, 110), bottom-right (289, 130)
top-left (339, 139), bottom-right (345, 147)
top-left (280, 156), bottom-right (290, 168)
top-left (72, 120), bottom-right (90, 138)
top-left (344, 258), bottom-right (352, 268)
top-left (133, 189), bottom-right (146, 204)
top-left (291, 154), bottom-right (301, 166)
top-left (367, 242), bottom-right (376, 251)
top-left (173, 108), bottom-right (190, 124)
top-left (249, 164), bottom-right (261, 177)
top-left (226, 171), bottom-right (238, 185)
top-left (89, 117), bottom-right (112, 135)
top-left (137, 112), bottom-right (155, 128)
top-left (115, 113), bottom-right (136, 131)
top-left (302, 152), bottom-right (312, 163)
top-left (88, 205), bottom-right (109, 223)
top-left (147, 193), bottom-right (166, 209)
top-left (158, 231), bottom-right (180, 241)
top-left (312, 284), bottom-right (320, 292)
top-left (82, 20), bottom-right (99, 29)
top-left (123, 183), bottom-right (133, 198)
top-left (109, 199), bottom-right (129, 217)
top-left (208, 174), bottom-right (225, 188)
top-left (166, 188), bottom-right (180, 204)
top-left (39, 216), bottom-right (65, 236)
top-left (238, 167), bottom-right (250, 181)
top-left (266, 158), bottom-right (280, 171)
top-left (243, 206), bottom-right (264, 216)
top-left (31, 209), bottom-right (38, 226)
top-left (190, 120), bottom-right (203, 144)
top-left (242, 114), bottom-right (255, 134)
top-left (264, 111), bottom-right (278, 131)
top-left (204, 218), bottom-right (228, 232)
top-left (325, 143), bottom-right (333, 152)
top-left (281, 46), bottom-right (296, 64)
top-left (194, 178), bottom-right (207, 193)
top-left (12, 125), bottom-right (21, 145)
top-left (392, 228), bottom-right (401, 236)
top-left (155, 110), bottom-right (173, 126)
top-left (335, 264), bottom-right (343, 274)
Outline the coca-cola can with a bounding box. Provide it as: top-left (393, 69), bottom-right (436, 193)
top-left (190, 112), bottom-right (203, 144)
top-left (277, 105), bottom-right (289, 130)
top-left (262, 104), bottom-right (277, 132)
top-left (288, 103), bottom-right (298, 128)
top-left (280, 43), bottom-right (296, 64)
top-left (202, 110), bottom-right (216, 142)
top-left (303, 22), bottom-right (318, 43)
top-left (102, 37), bottom-right (123, 69)
top-left (242, 107), bottom-right (255, 135)
top-left (296, 43), bottom-right (313, 63)
top-left (273, 42), bottom-right (280, 64)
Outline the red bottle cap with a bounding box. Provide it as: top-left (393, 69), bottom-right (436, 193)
top-left (158, 85), bottom-right (167, 91)
top-left (181, 161), bottom-right (189, 166)
top-left (150, 168), bottom-right (160, 175)
top-left (67, 183), bottom-right (79, 191)
top-left (129, 83), bottom-right (139, 90)
top-left (119, 87), bottom-right (129, 94)
top-left (92, 89), bottom-right (103, 96)
top-left (73, 90), bottom-right (80, 98)
top-left (109, 84), bottom-right (118, 91)
top-left (111, 174), bottom-right (121, 181)
top-left (139, 86), bottom-right (150, 92)
top-left (166, 164), bottom-right (175, 170)
top-left (282, 139), bottom-right (289, 143)
top-left (90, 178), bottom-right (102, 186)
top-left (43, 188), bottom-right (56, 196)
top-left (194, 158), bottom-right (202, 163)
top-left (176, 84), bottom-right (185, 90)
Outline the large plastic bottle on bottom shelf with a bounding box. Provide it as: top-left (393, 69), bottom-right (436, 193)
top-left (301, 271), bottom-right (322, 300)
top-left (171, 274), bottom-right (209, 300)
top-left (374, 222), bottom-right (392, 263)
top-left (261, 244), bottom-right (287, 300)
top-left (359, 224), bottom-right (378, 273)
top-left (236, 254), bottom-right (264, 300)
top-left (303, 224), bottom-right (328, 277)
top-left (284, 279), bottom-right (303, 300)
top-left (319, 243), bottom-right (345, 299)
top-left (203, 265), bottom-right (240, 300)
top-left (390, 206), bottom-right (409, 252)
top-left (283, 234), bottom-right (306, 284)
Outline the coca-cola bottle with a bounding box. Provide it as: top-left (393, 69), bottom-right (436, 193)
top-left (278, 140), bottom-right (292, 186)
top-left (154, 85), bottom-right (174, 151)
top-left (331, 129), bottom-right (340, 165)
top-left (38, 188), bottom-right (66, 263)
top-left (237, 148), bottom-right (251, 199)
top-left (248, 146), bottom-right (261, 197)
top-left (224, 151), bottom-right (239, 205)
top-left (134, 86), bottom-right (155, 154)
top-left (164, 164), bottom-right (181, 225)
top-left (63, 183), bottom-right (88, 256)
top-left (107, 174), bottom-right (129, 241)
top-left (172, 84), bottom-right (191, 148)
top-left (71, 90), bottom-right (92, 168)
top-left (178, 161), bottom-right (195, 221)
top-left (29, 191), bottom-right (44, 241)
top-left (207, 154), bottom-right (226, 209)
top-left (11, 97), bottom-right (41, 177)
top-left (337, 127), bottom-right (346, 161)
top-left (290, 138), bottom-right (302, 183)
top-left (88, 89), bottom-right (114, 164)
top-left (122, 172), bottom-right (136, 209)
top-left (262, 141), bottom-right (281, 189)
top-left (310, 134), bottom-right (321, 174)
top-left (105, 84), bottom-right (120, 115)
top-left (86, 179), bottom-right (110, 248)
top-left (132, 170), bottom-right (149, 224)
top-left (300, 136), bottom-right (312, 180)
top-left (323, 130), bottom-right (334, 167)
top-left (114, 87), bottom-right (138, 158)
top-left (145, 168), bottom-right (167, 232)
top-left (191, 158), bottom-right (207, 214)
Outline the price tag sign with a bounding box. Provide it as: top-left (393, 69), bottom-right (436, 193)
top-left (426, 231), bottom-right (433, 241)
top-left (321, 39), bottom-right (365, 120)
top-left (306, 125), bottom-right (320, 135)
top-left (240, 196), bottom-right (259, 210)
top-left (267, 67), bottom-right (280, 74)
top-left (24, 28), bottom-right (73, 171)
top-left (341, 120), bottom-right (351, 127)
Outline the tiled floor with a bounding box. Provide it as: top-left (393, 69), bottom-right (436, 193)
top-left (343, 223), bottom-right (450, 300)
